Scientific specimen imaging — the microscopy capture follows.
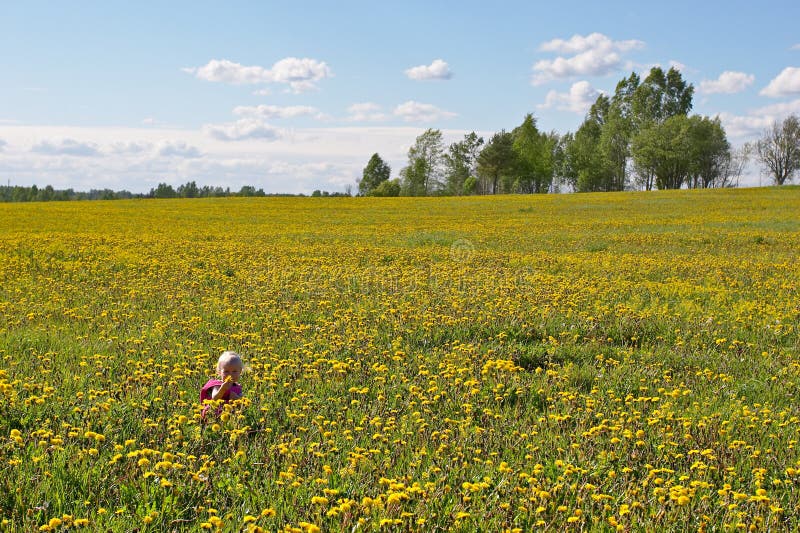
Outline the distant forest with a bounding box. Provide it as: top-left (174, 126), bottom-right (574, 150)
top-left (0, 182), bottom-right (349, 203)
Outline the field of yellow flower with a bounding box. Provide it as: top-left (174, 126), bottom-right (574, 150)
top-left (1, 187), bottom-right (799, 532)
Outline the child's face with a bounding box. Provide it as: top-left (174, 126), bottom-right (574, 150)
top-left (218, 361), bottom-right (243, 382)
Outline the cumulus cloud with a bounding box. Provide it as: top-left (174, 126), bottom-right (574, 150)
top-left (32, 138), bottom-right (101, 157)
top-left (539, 81), bottom-right (603, 114)
top-left (791, 44), bottom-right (800, 51)
top-left (201, 104), bottom-right (323, 141)
top-left (346, 103), bottom-right (387, 122)
top-left (719, 98), bottom-right (800, 139)
top-left (760, 67), bottom-right (800, 97)
top-left (393, 101), bottom-right (457, 123)
top-left (203, 119), bottom-right (281, 142)
top-left (184, 57), bottom-right (332, 93)
top-left (232, 104), bottom-right (324, 120)
top-left (668, 60), bottom-right (690, 73)
top-left (109, 141), bottom-right (152, 154)
top-left (156, 141), bottom-right (202, 158)
top-left (754, 98), bottom-right (800, 116)
top-left (539, 33), bottom-right (643, 55)
top-left (270, 57), bottom-right (333, 92)
top-left (532, 33), bottom-right (644, 85)
top-left (717, 113), bottom-right (773, 139)
top-left (699, 71), bottom-right (755, 94)
top-left (405, 59), bottom-right (453, 81)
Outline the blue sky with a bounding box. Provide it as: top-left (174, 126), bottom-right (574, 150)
top-left (1, 0), bottom-right (799, 193)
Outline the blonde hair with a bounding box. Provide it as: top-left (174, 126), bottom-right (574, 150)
top-left (216, 351), bottom-right (243, 374)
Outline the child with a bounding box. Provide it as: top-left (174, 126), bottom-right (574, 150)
top-left (201, 351), bottom-right (244, 418)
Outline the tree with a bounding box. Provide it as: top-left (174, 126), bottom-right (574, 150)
top-left (151, 183), bottom-right (177, 198)
top-left (599, 106), bottom-right (632, 191)
top-left (756, 114), bottom-right (800, 185)
top-left (400, 129), bottom-right (444, 196)
top-left (477, 131), bottom-right (516, 194)
top-left (632, 67), bottom-right (694, 128)
top-left (443, 132), bottom-right (483, 195)
top-left (563, 100), bottom-right (616, 192)
top-left (358, 153), bottom-right (391, 196)
top-left (512, 114), bottom-right (556, 193)
top-left (178, 181), bottom-right (199, 198)
top-left (400, 156), bottom-right (428, 197)
top-left (631, 115), bottom-right (693, 190)
top-left (463, 176), bottom-right (478, 195)
top-left (369, 178), bottom-right (401, 197)
top-left (686, 116), bottom-right (730, 189)
top-left (718, 143), bottom-right (751, 188)
top-left (238, 185), bottom-right (261, 197)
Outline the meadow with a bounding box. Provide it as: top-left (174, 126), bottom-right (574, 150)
top-left (1, 187), bottom-right (799, 532)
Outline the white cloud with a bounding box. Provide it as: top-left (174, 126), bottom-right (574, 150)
top-left (753, 98), bottom-right (800, 116)
top-left (252, 88), bottom-right (271, 96)
top-left (0, 123), bottom-right (483, 194)
top-left (233, 104), bottom-right (324, 120)
top-left (539, 81), bottom-right (602, 114)
top-left (346, 103), bottom-right (387, 122)
top-left (533, 33), bottom-right (644, 85)
top-left (156, 141), bottom-right (202, 158)
top-left (32, 138), bottom-right (101, 157)
top-left (760, 67), bottom-right (800, 97)
top-left (269, 57), bottom-right (333, 92)
top-left (184, 57), bottom-right (332, 93)
top-left (0, 139), bottom-right (6, 152)
top-left (405, 59), bottom-right (453, 80)
top-left (699, 71), bottom-right (755, 94)
top-left (791, 44), bottom-right (800, 51)
top-left (539, 33), bottom-right (643, 55)
top-left (719, 98), bottom-right (800, 139)
top-left (183, 59), bottom-right (270, 84)
top-left (393, 101), bottom-right (457, 123)
top-left (202, 104), bottom-right (326, 141)
top-left (109, 141), bottom-right (152, 154)
top-left (668, 60), bottom-right (689, 73)
top-left (203, 118), bottom-right (281, 142)
top-left (717, 112), bottom-right (774, 139)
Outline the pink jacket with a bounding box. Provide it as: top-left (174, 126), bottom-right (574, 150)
top-left (200, 379), bottom-right (243, 418)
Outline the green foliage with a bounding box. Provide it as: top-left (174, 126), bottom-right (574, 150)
top-left (632, 66), bottom-right (694, 127)
top-left (463, 175), bottom-right (478, 195)
top-left (358, 153), bottom-right (392, 196)
top-left (686, 116), bottom-right (731, 189)
top-left (512, 114), bottom-right (557, 193)
top-left (400, 129), bottom-right (444, 196)
top-left (443, 132), bottom-right (483, 195)
top-left (632, 115), bottom-right (693, 189)
top-left (368, 178), bottom-right (401, 197)
top-left (477, 130), bottom-right (517, 194)
top-left (152, 182), bottom-right (177, 198)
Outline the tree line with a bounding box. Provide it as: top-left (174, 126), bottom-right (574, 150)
top-left (0, 182), bottom-right (345, 203)
top-left (359, 67), bottom-right (800, 196)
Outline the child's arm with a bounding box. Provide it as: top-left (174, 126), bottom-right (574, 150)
top-left (211, 377), bottom-right (233, 400)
